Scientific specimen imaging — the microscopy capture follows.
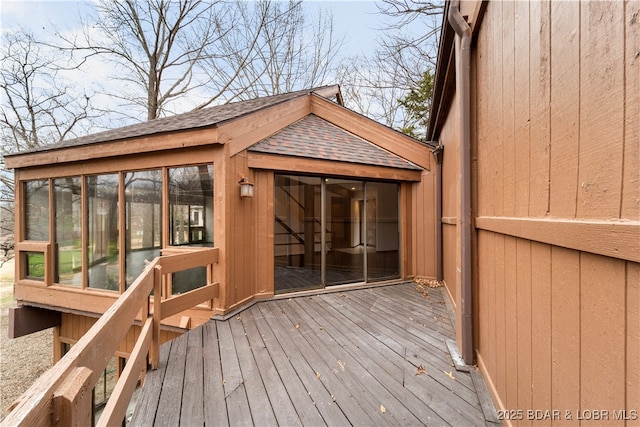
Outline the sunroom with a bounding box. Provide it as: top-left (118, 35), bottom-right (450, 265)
top-left (6, 85), bottom-right (436, 358)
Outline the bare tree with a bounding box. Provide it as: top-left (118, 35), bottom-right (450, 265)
top-left (209, 1), bottom-right (342, 102)
top-left (376, 0), bottom-right (444, 68)
top-left (337, 0), bottom-right (443, 136)
top-left (1, 30), bottom-right (95, 152)
top-left (1, 29), bottom-right (97, 263)
top-left (336, 54), bottom-right (411, 130)
top-left (58, 0), bottom-right (342, 120)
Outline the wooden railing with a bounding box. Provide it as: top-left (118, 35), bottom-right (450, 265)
top-left (2, 248), bottom-right (219, 427)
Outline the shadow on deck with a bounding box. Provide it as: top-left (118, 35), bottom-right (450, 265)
top-left (131, 283), bottom-right (499, 426)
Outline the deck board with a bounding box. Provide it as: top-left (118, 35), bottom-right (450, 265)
top-left (202, 322), bottom-right (228, 426)
top-left (129, 339), bottom-right (172, 426)
top-left (131, 283), bottom-right (496, 426)
top-left (181, 328), bottom-right (204, 425)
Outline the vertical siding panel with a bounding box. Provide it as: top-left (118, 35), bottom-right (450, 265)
top-left (72, 314), bottom-right (81, 342)
top-left (528, 0), bottom-right (551, 218)
top-left (502, 1), bottom-right (516, 217)
top-left (551, 246), bottom-right (580, 425)
top-left (486, 231), bottom-right (497, 388)
top-left (475, 2), bottom-right (491, 218)
top-left (242, 154), bottom-right (252, 300)
top-left (255, 171), bottom-right (274, 294)
top-left (483, 1), bottom-right (496, 218)
top-left (549, 1), bottom-right (580, 218)
top-left (443, 224), bottom-right (457, 303)
top-left (580, 253), bottom-right (626, 425)
top-left (477, 231), bottom-right (489, 371)
top-left (516, 238), bottom-right (532, 426)
top-left (577, 1), bottom-right (625, 219)
top-left (493, 1), bottom-right (504, 217)
top-left (494, 234), bottom-right (507, 403)
top-left (418, 180), bottom-right (425, 275)
top-left (622, 0), bottom-right (640, 220)
top-left (61, 313), bottom-right (71, 338)
top-left (228, 155), bottom-right (238, 305)
top-left (514, 1), bottom-right (530, 219)
top-left (530, 242), bottom-right (552, 425)
top-left (424, 174), bottom-right (436, 277)
top-left (411, 183), bottom-right (425, 276)
top-left (627, 262), bottom-right (640, 424)
top-left (504, 236), bottom-right (518, 412)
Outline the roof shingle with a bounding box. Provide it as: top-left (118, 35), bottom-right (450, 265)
top-left (248, 115), bottom-right (422, 171)
top-left (11, 86), bottom-right (338, 155)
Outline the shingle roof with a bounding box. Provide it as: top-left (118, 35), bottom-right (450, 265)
top-left (11, 86), bottom-right (338, 155)
top-left (248, 114), bottom-right (422, 171)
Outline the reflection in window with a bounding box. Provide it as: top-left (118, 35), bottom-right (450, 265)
top-left (25, 180), bottom-right (49, 241)
top-left (325, 179), bottom-right (365, 285)
top-left (87, 174), bottom-right (119, 290)
top-left (169, 165), bottom-right (213, 294)
top-left (124, 170), bottom-right (162, 287)
top-left (274, 175), bottom-right (322, 292)
top-left (169, 165), bottom-right (213, 246)
top-left (366, 182), bottom-right (400, 282)
top-left (54, 177), bottom-right (82, 286)
top-left (24, 252), bottom-right (45, 280)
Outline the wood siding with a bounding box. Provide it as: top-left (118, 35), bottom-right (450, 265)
top-left (57, 313), bottom-right (180, 362)
top-left (468, 0), bottom-right (640, 424)
top-left (439, 87), bottom-right (461, 333)
top-left (411, 170), bottom-right (436, 280)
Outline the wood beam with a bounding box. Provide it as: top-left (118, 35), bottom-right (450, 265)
top-left (5, 128), bottom-right (219, 170)
top-left (475, 216), bottom-right (640, 262)
top-left (247, 152), bottom-right (422, 182)
top-left (8, 306), bottom-right (62, 339)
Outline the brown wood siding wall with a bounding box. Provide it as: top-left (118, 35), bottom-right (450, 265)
top-left (411, 171), bottom-right (436, 280)
top-left (56, 313), bottom-right (180, 362)
top-left (224, 152), bottom-right (275, 312)
top-left (466, 0), bottom-right (640, 422)
top-left (439, 88), bottom-right (460, 308)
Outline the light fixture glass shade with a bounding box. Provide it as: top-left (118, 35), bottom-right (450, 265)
top-left (240, 181), bottom-right (254, 198)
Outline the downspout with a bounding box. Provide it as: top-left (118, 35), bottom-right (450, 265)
top-left (448, 0), bottom-right (473, 364)
top-left (431, 144), bottom-right (444, 282)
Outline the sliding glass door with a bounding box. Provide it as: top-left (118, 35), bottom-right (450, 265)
top-left (274, 175), bottom-right (322, 292)
top-left (274, 174), bottom-right (400, 293)
top-left (366, 181), bottom-right (400, 282)
top-left (325, 179), bottom-right (365, 285)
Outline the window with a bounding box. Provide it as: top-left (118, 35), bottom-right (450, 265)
top-left (169, 165), bottom-right (213, 294)
top-left (366, 182), bottom-right (400, 281)
top-left (168, 165), bottom-right (213, 246)
top-left (24, 180), bottom-right (49, 241)
top-left (274, 174), bottom-right (400, 292)
top-left (87, 174), bottom-right (120, 290)
top-left (325, 179), bottom-right (365, 285)
top-left (124, 170), bottom-right (162, 287)
top-left (274, 175), bottom-right (322, 292)
top-left (54, 177), bottom-right (82, 286)
top-left (23, 252), bottom-right (45, 280)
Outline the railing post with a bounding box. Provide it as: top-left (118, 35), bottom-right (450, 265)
top-left (53, 367), bottom-right (93, 427)
top-left (151, 265), bottom-right (162, 370)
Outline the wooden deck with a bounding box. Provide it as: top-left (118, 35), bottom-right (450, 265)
top-left (130, 283), bottom-right (498, 426)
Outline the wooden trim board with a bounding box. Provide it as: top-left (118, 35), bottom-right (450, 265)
top-left (475, 216), bottom-right (640, 262)
top-left (247, 152), bottom-right (422, 182)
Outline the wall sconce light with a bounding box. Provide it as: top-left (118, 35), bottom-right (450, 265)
top-left (239, 176), bottom-right (254, 198)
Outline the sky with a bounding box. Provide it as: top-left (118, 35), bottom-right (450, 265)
top-left (0, 0), bottom-right (396, 58)
top-left (0, 0), bottom-right (440, 135)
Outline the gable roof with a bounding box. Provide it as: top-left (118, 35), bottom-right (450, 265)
top-left (7, 86), bottom-right (341, 156)
top-left (248, 114), bottom-right (422, 171)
